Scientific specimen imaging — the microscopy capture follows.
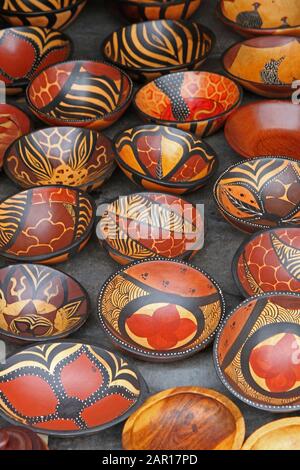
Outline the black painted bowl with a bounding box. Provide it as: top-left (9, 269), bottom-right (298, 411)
top-left (117, 0), bottom-right (203, 22)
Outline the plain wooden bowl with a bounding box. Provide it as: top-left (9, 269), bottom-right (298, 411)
top-left (243, 418), bottom-right (300, 450)
top-left (117, 0), bottom-right (203, 22)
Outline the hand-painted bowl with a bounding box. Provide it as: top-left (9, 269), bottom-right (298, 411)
top-left (213, 157), bottom-right (300, 233)
top-left (222, 36), bottom-right (300, 98)
top-left (98, 258), bottom-right (225, 362)
top-left (0, 186), bottom-right (95, 265)
top-left (133, 71), bottom-right (242, 137)
top-left (114, 125), bottom-right (218, 194)
top-left (97, 192), bottom-right (204, 264)
top-left (217, 0), bottom-right (300, 38)
top-left (102, 20), bottom-right (215, 82)
top-left (0, 104), bottom-right (31, 169)
top-left (224, 100), bottom-right (300, 160)
top-left (26, 60), bottom-right (133, 130)
top-left (0, 0), bottom-right (87, 30)
top-left (0, 426), bottom-right (48, 450)
top-left (0, 342), bottom-right (147, 436)
top-left (117, 0), bottom-right (203, 22)
top-left (122, 386), bottom-right (245, 450)
top-left (214, 292), bottom-right (300, 412)
top-left (242, 418), bottom-right (300, 450)
top-left (4, 127), bottom-right (116, 192)
top-left (0, 263), bottom-right (89, 343)
top-left (0, 26), bottom-right (72, 95)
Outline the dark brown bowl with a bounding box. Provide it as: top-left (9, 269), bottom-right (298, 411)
top-left (0, 426), bottom-right (48, 450)
top-left (242, 418), bottom-right (300, 450)
top-left (117, 0), bottom-right (203, 22)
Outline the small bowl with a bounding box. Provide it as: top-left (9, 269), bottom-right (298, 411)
top-left (0, 185), bottom-right (95, 264)
top-left (225, 100), bottom-right (300, 160)
top-left (114, 125), bottom-right (218, 194)
top-left (213, 156), bottom-right (300, 233)
top-left (26, 60), bottom-right (133, 130)
top-left (133, 71), bottom-right (242, 137)
top-left (117, 0), bottom-right (203, 22)
top-left (0, 104), bottom-right (31, 169)
top-left (102, 20), bottom-right (215, 82)
top-left (122, 386), bottom-right (245, 450)
top-left (98, 258), bottom-right (225, 362)
top-left (4, 127), bottom-right (116, 192)
top-left (222, 36), bottom-right (300, 98)
top-left (242, 418), bottom-right (300, 450)
top-left (214, 292), bottom-right (300, 412)
top-left (97, 191), bottom-right (204, 264)
top-left (0, 426), bottom-right (48, 450)
top-left (0, 342), bottom-right (147, 436)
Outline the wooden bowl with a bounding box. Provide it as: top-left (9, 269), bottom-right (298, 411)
top-left (98, 258), bottom-right (225, 362)
top-left (0, 104), bottom-right (31, 169)
top-left (217, 0), bottom-right (300, 38)
top-left (102, 20), bottom-right (215, 82)
top-left (213, 156), bottom-right (300, 233)
top-left (114, 125), bottom-right (218, 194)
top-left (0, 426), bottom-right (48, 450)
top-left (214, 292), bottom-right (300, 412)
top-left (0, 342), bottom-right (147, 436)
top-left (26, 60), bottom-right (133, 130)
top-left (0, 0), bottom-right (87, 30)
top-left (224, 100), bottom-right (300, 160)
top-left (116, 0), bottom-right (203, 22)
top-left (0, 263), bottom-right (89, 343)
top-left (122, 386), bottom-right (245, 450)
top-left (133, 71), bottom-right (242, 137)
top-left (222, 36), bottom-right (300, 98)
top-left (0, 186), bottom-right (95, 265)
top-left (242, 418), bottom-right (300, 450)
top-left (4, 127), bottom-right (116, 192)
top-left (97, 192), bottom-right (204, 264)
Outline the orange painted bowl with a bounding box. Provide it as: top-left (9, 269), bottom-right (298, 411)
top-left (26, 60), bottom-right (133, 130)
top-left (0, 426), bottom-right (48, 450)
top-left (102, 20), bottom-right (215, 82)
top-left (0, 342), bottom-right (148, 436)
top-left (0, 186), bottom-right (95, 265)
top-left (133, 71), bottom-right (243, 137)
top-left (224, 100), bottom-right (300, 160)
top-left (214, 292), bottom-right (300, 412)
top-left (4, 127), bottom-right (116, 192)
top-left (116, 0), bottom-right (203, 22)
top-left (242, 418), bottom-right (300, 450)
top-left (96, 192), bottom-right (204, 264)
top-left (0, 104), bottom-right (31, 169)
top-left (213, 157), bottom-right (300, 233)
top-left (222, 36), bottom-right (300, 98)
top-left (98, 258), bottom-right (225, 362)
top-left (113, 125), bottom-right (218, 194)
top-left (217, 0), bottom-right (300, 38)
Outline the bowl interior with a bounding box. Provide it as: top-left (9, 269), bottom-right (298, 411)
top-left (0, 104), bottom-right (31, 167)
top-left (243, 418), bottom-right (300, 450)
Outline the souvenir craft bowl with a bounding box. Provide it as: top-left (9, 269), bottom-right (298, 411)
top-left (0, 426), bottom-right (48, 450)
top-left (222, 36), bottom-right (300, 98)
top-left (0, 104), bottom-right (31, 169)
top-left (117, 0), bottom-right (203, 22)
top-left (102, 20), bottom-right (215, 82)
top-left (214, 292), bottom-right (300, 412)
top-left (0, 26), bottom-right (72, 95)
top-left (122, 386), bottom-right (245, 450)
top-left (98, 258), bottom-right (225, 362)
top-left (97, 192), bottom-right (204, 264)
top-left (224, 100), bottom-right (300, 160)
top-left (26, 60), bottom-right (133, 130)
top-left (0, 342), bottom-right (147, 436)
top-left (133, 71), bottom-right (242, 137)
top-left (4, 127), bottom-right (116, 192)
top-left (0, 186), bottom-right (95, 265)
top-left (213, 156), bottom-right (300, 233)
top-left (242, 418), bottom-right (300, 450)
top-left (114, 125), bottom-right (218, 194)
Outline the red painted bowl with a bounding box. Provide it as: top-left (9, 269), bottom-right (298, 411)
top-left (0, 104), bottom-right (31, 169)
top-left (26, 60), bottom-right (133, 130)
top-left (0, 426), bottom-right (48, 450)
top-left (117, 0), bottom-right (203, 22)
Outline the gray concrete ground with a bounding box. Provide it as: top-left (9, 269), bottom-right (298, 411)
top-left (0, 0), bottom-right (295, 451)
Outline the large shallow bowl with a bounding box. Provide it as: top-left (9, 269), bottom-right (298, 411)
top-left (134, 71), bottom-right (242, 137)
top-left (102, 20), bottom-right (215, 82)
top-left (114, 125), bottom-right (218, 194)
top-left (26, 60), bottom-right (133, 130)
top-left (0, 186), bottom-right (95, 264)
top-left (213, 157), bottom-right (300, 233)
top-left (4, 127), bottom-right (116, 192)
top-left (214, 292), bottom-right (300, 412)
top-left (0, 104), bottom-right (31, 169)
top-left (242, 418), bottom-right (300, 450)
top-left (117, 0), bottom-right (203, 22)
top-left (0, 426), bottom-right (47, 450)
top-left (0, 342), bottom-right (147, 436)
top-left (222, 36), bottom-right (300, 98)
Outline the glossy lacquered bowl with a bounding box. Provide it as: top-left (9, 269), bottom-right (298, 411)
top-left (0, 104), bottom-right (31, 169)
top-left (117, 0), bottom-right (203, 22)
top-left (0, 426), bottom-right (48, 450)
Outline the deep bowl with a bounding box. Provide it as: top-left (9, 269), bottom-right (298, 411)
top-left (114, 125), bottom-right (218, 194)
top-left (242, 418), bottom-right (300, 450)
top-left (214, 292), bottom-right (300, 412)
top-left (133, 71), bottom-right (242, 137)
top-left (4, 127), bottom-right (116, 192)
top-left (0, 104), bottom-right (31, 169)
top-left (0, 426), bottom-right (47, 450)
top-left (26, 60), bottom-right (133, 130)
top-left (117, 0), bottom-right (203, 22)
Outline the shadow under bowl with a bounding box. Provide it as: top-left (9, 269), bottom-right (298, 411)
top-left (117, 0), bottom-right (203, 22)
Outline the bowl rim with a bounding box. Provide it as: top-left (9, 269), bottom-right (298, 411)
top-left (0, 0), bottom-right (86, 16)
top-left (0, 340), bottom-right (149, 437)
top-left (118, 0), bottom-right (201, 5)
top-left (0, 102), bottom-right (32, 131)
top-left (242, 417), bottom-right (300, 450)
top-left (213, 290), bottom-right (300, 413)
top-left (97, 257), bottom-right (226, 362)
top-left (26, 59), bottom-right (134, 124)
top-left (101, 19), bottom-right (216, 74)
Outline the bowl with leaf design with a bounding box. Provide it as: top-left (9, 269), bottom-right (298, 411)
top-left (116, 0), bottom-right (203, 22)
